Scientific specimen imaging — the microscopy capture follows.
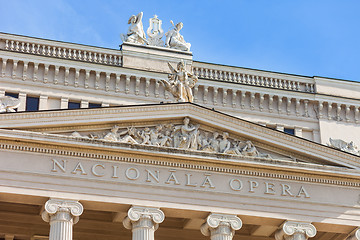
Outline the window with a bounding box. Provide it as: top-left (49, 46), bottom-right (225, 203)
top-left (26, 96), bottom-right (39, 111)
top-left (89, 103), bottom-right (101, 108)
top-left (5, 92), bottom-right (18, 98)
top-left (68, 101), bottom-right (81, 109)
top-left (284, 128), bottom-right (295, 135)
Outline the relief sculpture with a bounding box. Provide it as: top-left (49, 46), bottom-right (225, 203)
top-left (71, 118), bottom-right (271, 158)
top-left (328, 138), bottom-right (360, 156)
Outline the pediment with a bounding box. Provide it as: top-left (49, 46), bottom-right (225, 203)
top-left (0, 103), bottom-right (359, 170)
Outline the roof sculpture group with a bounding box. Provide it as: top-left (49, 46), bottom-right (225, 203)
top-left (121, 12), bottom-right (191, 52)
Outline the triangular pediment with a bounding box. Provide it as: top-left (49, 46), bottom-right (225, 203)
top-left (0, 103), bottom-right (359, 170)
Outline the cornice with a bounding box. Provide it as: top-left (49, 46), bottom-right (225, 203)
top-left (0, 130), bottom-right (358, 188)
top-left (0, 103), bottom-right (359, 169)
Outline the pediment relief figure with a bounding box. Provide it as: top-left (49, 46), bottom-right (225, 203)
top-left (68, 117), bottom-right (272, 159)
top-left (0, 96), bottom-right (20, 113)
top-left (328, 138), bottom-right (360, 156)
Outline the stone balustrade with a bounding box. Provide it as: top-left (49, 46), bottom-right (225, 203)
top-left (192, 64), bottom-right (315, 93)
top-left (0, 33), bottom-right (121, 66)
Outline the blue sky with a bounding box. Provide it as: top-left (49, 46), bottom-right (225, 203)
top-left (1, 0), bottom-right (360, 82)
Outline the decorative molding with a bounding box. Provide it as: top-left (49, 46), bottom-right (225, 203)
top-left (123, 206), bottom-right (164, 230)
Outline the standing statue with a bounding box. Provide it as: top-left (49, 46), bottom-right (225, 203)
top-left (121, 12), bottom-right (148, 45)
top-left (147, 15), bottom-right (164, 47)
top-left (160, 61), bottom-right (198, 102)
top-left (165, 21), bottom-right (191, 51)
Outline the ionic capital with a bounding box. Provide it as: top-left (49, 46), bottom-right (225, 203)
top-left (41, 199), bottom-right (84, 224)
top-left (123, 206), bottom-right (165, 230)
top-left (346, 228), bottom-right (360, 240)
top-left (200, 213), bottom-right (242, 237)
top-left (275, 221), bottom-right (316, 240)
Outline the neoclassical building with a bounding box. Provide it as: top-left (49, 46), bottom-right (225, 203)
top-left (0, 14), bottom-right (359, 240)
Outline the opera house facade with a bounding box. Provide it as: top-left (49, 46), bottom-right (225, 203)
top-left (0, 13), bottom-right (359, 240)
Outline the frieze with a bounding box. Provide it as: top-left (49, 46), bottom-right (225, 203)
top-left (68, 117), bottom-right (271, 158)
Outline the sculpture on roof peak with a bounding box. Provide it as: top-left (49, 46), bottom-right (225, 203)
top-left (147, 15), bottom-right (164, 47)
top-left (165, 21), bottom-right (191, 51)
top-left (121, 13), bottom-right (191, 51)
top-left (160, 61), bottom-right (198, 102)
top-left (121, 12), bottom-right (148, 45)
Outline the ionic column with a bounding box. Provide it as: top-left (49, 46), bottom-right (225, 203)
top-left (123, 206), bottom-right (165, 240)
top-left (200, 213), bottom-right (242, 240)
top-left (346, 228), bottom-right (360, 240)
top-left (275, 221), bottom-right (316, 240)
top-left (41, 199), bottom-right (84, 240)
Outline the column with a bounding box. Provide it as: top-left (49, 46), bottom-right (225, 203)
top-left (346, 228), bottom-right (360, 240)
top-left (200, 213), bottom-right (242, 240)
top-left (275, 221), bottom-right (316, 240)
top-left (123, 206), bottom-right (165, 240)
top-left (41, 199), bottom-right (84, 240)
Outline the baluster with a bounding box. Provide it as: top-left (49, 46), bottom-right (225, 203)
top-left (305, 83), bottom-right (309, 92)
top-left (108, 55), bottom-right (113, 65)
top-left (83, 51), bottom-right (87, 61)
top-left (296, 82), bottom-right (300, 91)
top-left (355, 107), bottom-right (359, 124)
top-left (57, 47), bottom-right (62, 57)
top-left (46, 46), bottom-right (51, 56)
top-left (204, 68), bottom-right (209, 78)
top-left (67, 48), bottom-right (72, 59)
top-left (78, 50), bottom-right (82, 60)
top-left (251, 75), bottom-right (256, 85)
top-left (200, 68), bottom-right (204, 78)
top-left (73, 50), bottom-right (77, 59)
top-left (274, 78), bottom-right (278, 88)
top-left (52, 47), bottom-right (56, 56)
top-left (5, 40), bottom-right (9, 50)
top-left (265, 77), bottom-right (269, 87)
top-left (310, 84), bottom-right (314, 93)
top-left (336, 104), bottom-right (341, 121)
top-left (93, 52), bottom-right (98, 62)
top-left (345, 106), bottom-right (351, 122)
top-left (62, 48), bottom-right (67, 58)
top-left (103, 54), bottom-right (108, 64)
top-left (10, 40), bottom-right (15, 50)
top-left (255, 76), bottom-right (260, 85)
top-left (26, 43), bottom-right (30, 53)
top-left (209, 69), bottom-right (214, 79)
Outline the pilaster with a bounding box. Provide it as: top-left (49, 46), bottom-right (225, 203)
top-left (123, 206), bottom-right (165, 240)
top-left (41, 199), bottom-right (83, 240)
top-left (275, 221), bottom-right (316, 240)
top-left (200, 213), bottom-right (242, 240)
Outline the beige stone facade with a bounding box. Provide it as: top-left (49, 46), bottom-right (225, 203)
top-left (0, 32), bottom-right (359, 240)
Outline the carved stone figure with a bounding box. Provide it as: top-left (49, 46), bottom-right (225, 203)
top-left (165, 21), bottom-right (191, 51)
top-left (241, 141), bottom-right (259, 157)
top-left (161, 61), bottom-right (198, 103)
top-left (118, 127), bottom-right (138, 144)
top-left (121, 12), bottom-right (148, 45)
top-left (0, 96), bottom-right (20, 113)
top-left (328, 138), bottom-right (360, 156)
top-left (103, 126), bottom-right (120, 142)
top-left (173, 117), bottom-right (199, 150)
top-left (147, 15), bottom-right (164, 47)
